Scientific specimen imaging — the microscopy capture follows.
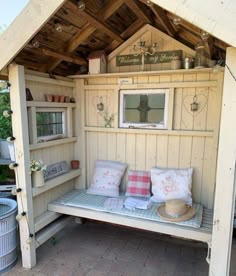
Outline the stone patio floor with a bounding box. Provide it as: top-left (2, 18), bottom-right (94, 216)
top-left (4, 220), bottom-right (236, 276)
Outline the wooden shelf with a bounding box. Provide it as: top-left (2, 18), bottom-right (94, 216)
top-left (32, 169), bottom-right (81, 197)
top-left (34, 211), bottom-right (62, 232)
top-left (35, 215), bottom-right (72, 248)
top-left (26, 101), bottom-right (76, 108)
top-left (69, 67), bottom-right (224, 79)
top-left (29, 137), bottom-right (77, 150)
top-left (84, 126), bottom-right (214, 137)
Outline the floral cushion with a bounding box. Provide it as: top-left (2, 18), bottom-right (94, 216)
top-left (87, 160), bottom-right (127, 197)
top-left (125, 170), bottom-right (151, 198)
top-left (150, 167), bottom-right (193, 205)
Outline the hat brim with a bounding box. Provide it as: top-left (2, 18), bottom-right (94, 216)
top-left (157, 205), bottom-right (196, 222)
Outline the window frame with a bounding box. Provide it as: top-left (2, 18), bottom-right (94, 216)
top-left (119, 88), bottom-right (169, 129)
top-left (35, 107), bottom-right (66, 139)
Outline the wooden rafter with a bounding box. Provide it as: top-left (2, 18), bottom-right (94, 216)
top-left (105, 18), bottom-right (145, 53)
top-left (125, 0), bottom-right (152, 24)
top-left (204, 36), bottom-right (214, 59)
top-left (66, 1), bottom-right (124, 43)
top-left (98, 0), bottom-right (125, 20)
top-left (149, 6), bottom-right (176, 37)
top-left (29, 47), bottom-right (87, 65)
top-left (43, 0), bottom-right (125, 73)
top-left (65, 24), bottom-right (96, 53)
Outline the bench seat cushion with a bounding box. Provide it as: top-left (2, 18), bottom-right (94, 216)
top-left (56, 189), bottom-right (203, 228)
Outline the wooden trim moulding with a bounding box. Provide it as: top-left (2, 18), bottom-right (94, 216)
top-left (26, 101), bottom-right (76, 108)
top-left (29, 137), bottom-right (77, 151)
top-left (84, 126), bottom-right (214, 137)
top-left (25, 74), bottom-right (75, 88)
top-left (82, 81), bottom-right (217, 90)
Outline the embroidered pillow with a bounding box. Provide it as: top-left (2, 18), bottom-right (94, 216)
top-left (87, 160), bottom-right (127, 197)
top-left (150, 167), bottom-right (193, 205)
top-left (125, 170), bottom-right (151, 198)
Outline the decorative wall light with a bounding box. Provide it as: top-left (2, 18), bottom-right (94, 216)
top-left (131, 41), bottom-right (158, 71)
top-left (190, 95), bottom-right (199, 111)
top-left (3, 109), bottom-right (13, 118)
top-left (31, 39), bottom-right (40, 48)
top-left (97, 97), bottom-right (104, 112)
top-left (0, 81), bottom-right (11, 90)
top-left (16, 211), bottom-right (26, 222)
top-left (146, 0), bottom-right (153, 7)
top-left (173, 17), bottom-right (181, 26)
top-left (9, 163), bottom-right (18, 170)
top-left (200, 30), bottom-right (209, 41)
top-left (55, 22), bottom-right (63, 32)
top-left (7, 136), bottom-right (16, 142)
top-left (77, 0), bottom-right (85, 10)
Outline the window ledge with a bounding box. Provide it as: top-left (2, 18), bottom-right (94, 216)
top-left (29, 137), bottom-right (77, 150)
top-left (27, 101), bottom-right (76, 108)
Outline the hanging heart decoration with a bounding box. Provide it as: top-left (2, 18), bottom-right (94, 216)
top-left (183, 94), bottom-right (207, 117)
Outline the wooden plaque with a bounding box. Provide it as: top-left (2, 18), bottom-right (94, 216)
top-left (44, 161), bottom-right (69, 181)
top-left (116, 50), bottom-right (182, 66)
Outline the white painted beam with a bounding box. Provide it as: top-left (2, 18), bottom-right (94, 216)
top-left (151, 0), bottom-right (236, 47)
top-left (210, 47), bottom-right (236, 275)
top-left (9, 64), bottom-right (36, 268)
top-left (0, 0), bottom-right (67, 71)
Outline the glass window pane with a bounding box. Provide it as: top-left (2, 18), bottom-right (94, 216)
top-left (36, 111), bottom-right (64, 137)
top-left (123, 93), bottom-right (165, 124)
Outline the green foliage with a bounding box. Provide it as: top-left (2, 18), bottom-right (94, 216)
top-left (0, 92), bottom-right (12, 139)
top-left (0, 165), bottom-right (10, 183)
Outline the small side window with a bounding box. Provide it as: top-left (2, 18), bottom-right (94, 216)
top-left (36, 111), bottom-right (63, 137)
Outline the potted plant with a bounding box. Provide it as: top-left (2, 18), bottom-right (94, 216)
top-left (30, 160), bottom-right (47, 188)
top-left (0, 91), bottom-right (13, 159)
top-left (99, 108), bottom-right (115, 128)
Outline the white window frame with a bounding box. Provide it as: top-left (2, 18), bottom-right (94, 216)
top-left (35, 107), bottom-right (67, 140)
top-left (119, 89), bottom-right (169, 129)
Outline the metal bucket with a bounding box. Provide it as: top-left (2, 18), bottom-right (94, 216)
top-left (0, 198), bottom-right (17, 274)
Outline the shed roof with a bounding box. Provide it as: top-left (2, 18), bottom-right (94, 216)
top-left (0, 0), bottom-right (232, 77)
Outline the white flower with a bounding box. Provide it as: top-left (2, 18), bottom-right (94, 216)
top-left (30, 160), bottom-right (47, 172)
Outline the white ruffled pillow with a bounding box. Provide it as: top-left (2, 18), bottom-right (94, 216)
top-left (87, 160), bottom-right (127, 197)
top-left (150, 167), bottom-right (193, 205)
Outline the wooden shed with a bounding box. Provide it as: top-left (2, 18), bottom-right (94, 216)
top-left (0, 0), bottom-right (236, 275)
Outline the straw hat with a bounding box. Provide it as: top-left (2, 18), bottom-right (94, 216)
top-left (157, 199), bottom-right (196, 222)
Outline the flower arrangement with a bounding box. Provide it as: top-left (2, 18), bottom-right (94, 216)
top-left (99, 108), bottom-right (115, 128)
top-left (30, 160), bottom-right (47, 172)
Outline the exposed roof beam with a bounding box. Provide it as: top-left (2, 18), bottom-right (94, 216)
top-left (204, 36), bottom-right (214, 59)
top-left (105, 18), bottom-right (145, 53)
top-left (0, 74), bottom-right (8, 80)
top-left (31, 47), bottom-right (87, 65)
top-left (98, 0), bottom-right (125, 20)
top-left (66, 1), bottom-right (124, 43)
top-left (65, 24), bottom-right (96, 53)
top-left (44, 0), bottom-right (125, 73)
top-left (149, 5), bottom-right (176, 37)
top-left (126, 0), bottom-right (152, 24)
top-left (177, 29), bottom-right (198, 47)
top-left (0, 0), bottom-right (68, 71)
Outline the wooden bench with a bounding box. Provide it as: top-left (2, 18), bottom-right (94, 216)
top-left (48, 189), bottom-right (213, 244)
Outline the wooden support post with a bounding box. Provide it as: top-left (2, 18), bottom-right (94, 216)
top-left (210, 47), bottom-right (236, 275)
top-left (9, 64), bottom-right (36, 268)
top-left (74, 79), bottom-right (86, 189)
